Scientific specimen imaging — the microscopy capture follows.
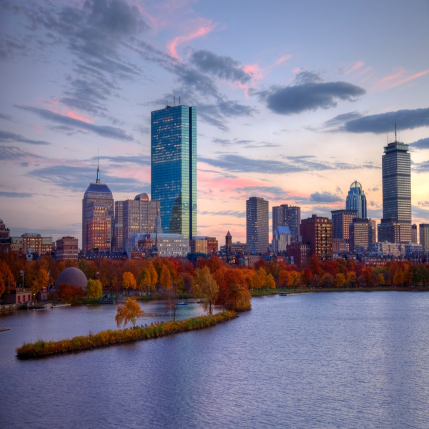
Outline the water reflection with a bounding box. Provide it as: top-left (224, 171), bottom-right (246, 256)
top-left (2, 293), bottom-right (429, 428)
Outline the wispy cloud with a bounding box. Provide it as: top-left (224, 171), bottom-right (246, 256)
top-left (0, 129), bottom-right (51, 145)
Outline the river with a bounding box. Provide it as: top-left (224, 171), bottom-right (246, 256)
top-left (1, 292), bottom-right (429, 428)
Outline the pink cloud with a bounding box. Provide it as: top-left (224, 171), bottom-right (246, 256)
top-left (345, 61), bottom-right (364, 75)
top-left (373, 67), bottom-right (429, 91)
top-left (167, 21), bottom-right (217, 59)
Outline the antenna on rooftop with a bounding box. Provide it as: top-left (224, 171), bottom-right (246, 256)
top-left (179, 96), bottom-right (181, 105)
top-left (174, 96), bottom-right (175, 106)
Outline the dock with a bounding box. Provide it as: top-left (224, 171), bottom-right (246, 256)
top-left (0, 327), bottom-right (10, 332)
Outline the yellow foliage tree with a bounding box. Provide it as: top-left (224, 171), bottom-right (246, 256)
top-left (194, 266), bottom-right (219, 315)
top-left (122, 271), bottom-right (137, 295)
top-left (115, 298), bottom-right (144, 328)
top-left (393, 268), bottom-right (405, 286)
top-left (289, 271), bottom-right (301, 288)
top-left (148, 261), bottom-right (158, 289)
top-left (86, 279), bottom-right (103, 299)
top-left (159, 264), bottom-right (172, 290)
top-left (33, 268), bottom-right (49, 295)
top-left (335, 273), bottom-right (346, 288)
top-left (265, 273), bottom-right (276, 289)
top-left (346, 272), bottom-right (356, 287)
top-left (279, 270), bottom-right (292, 288)
top-left (377, 273), bottom-right (385, 286)
top-left (138, 268), bottom-right (153, 295)
top-left (252, 267), bottom-right (267, 290)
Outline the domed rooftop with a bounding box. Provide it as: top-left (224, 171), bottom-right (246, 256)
top-left (55, 267), bottom-right (87, 289)
top-left (134, 193), bottom-right (149, 201)
top-left (350, 180), bottom-right (362, 190)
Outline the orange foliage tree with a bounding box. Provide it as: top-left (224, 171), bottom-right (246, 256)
top-left (115, 298), bottom-right (144, 328)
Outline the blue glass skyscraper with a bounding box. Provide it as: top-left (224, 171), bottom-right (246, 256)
top-left (151, 104), bottom-right (197, 239)
top-left (346, 181), bottom-right (367, 218)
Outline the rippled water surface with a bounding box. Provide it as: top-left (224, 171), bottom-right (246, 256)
top-left (2, 292), bottom-right (429, 428)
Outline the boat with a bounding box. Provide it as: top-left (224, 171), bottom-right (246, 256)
top-left (279, 293), bottom-right (288, 296)
top-left (177, 302), bottom-right (188, 306)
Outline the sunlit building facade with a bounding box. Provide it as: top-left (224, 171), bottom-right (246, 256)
top-left (113, 201), bottom-right (123, 250)
top-left (272, 204), bottom-right (301, 239)
top-left (151, 104), bottom-right (197, 239)
top-left (246, 197), bottom-right (269, 254)
top-left (82, 166), bottom-right (114, 252)
top-left (301, 214), bottom-right (333, 262)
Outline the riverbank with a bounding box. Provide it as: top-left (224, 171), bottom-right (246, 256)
top-left (16, 311), bottom-right (237, 359)
top-left (251, 286), bottom-right (429, 297)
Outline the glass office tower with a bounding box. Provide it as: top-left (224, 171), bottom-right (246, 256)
top-left (381, 140), bottom-right (411, 243)
top-left (151, 105), bottom-right (197, 239)
top-left (346, 181), bottom-right (367, 218)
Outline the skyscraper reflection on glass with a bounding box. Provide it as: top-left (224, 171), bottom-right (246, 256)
top-left (151, 105), bottom-right (197, 239)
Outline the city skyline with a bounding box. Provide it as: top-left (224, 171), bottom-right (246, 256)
top-left (1, 0), bottom-right (429, 246)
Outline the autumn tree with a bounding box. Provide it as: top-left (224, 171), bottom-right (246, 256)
top-left (194, 266), bottom-right (219, 315)
top-left (289, 271), bottom-right (301, 289)
top-left (138, 268), bottom-right (152, 295)
top-left (56, 284), bottom-right (86, 303)
top-left (0, 260), bottom-right (15, 296)
top-left (122, 271), bottom-right (137, 295)
top-left (86, 279), bottom-right (103, 299)
top-left (335, 273), bottom-right (347, 288)
top-left (32, 268), bottom-right (49, 295)
top-left (159, 264), bottom-right (172, 290)
top-left (115, 298), bottom-right (144, 328)
top-left (252, 267), bottom-right (267, 290)
top-left (148, 261), bottom-right (158, 290)
top-left (321, 273), bottom-right (334, 288)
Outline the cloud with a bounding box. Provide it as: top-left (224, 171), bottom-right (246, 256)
top-left (293, 70), bottom-right (322, 85)
top-left (0, 146), bottom-right (44, 161)
top-left (413, 160), bottom-right (429, 173)
top-left (199, 210), bottom-right (246, 218)
top-left (255, 81), bottom-right (366, 115)
top-left (28, 165), bottom-right (148, 194)
top-left (189, 50), bottom-right (251, 84)
top-left (0, 130), bottom-right (51, 145)
top-left (199, 154), bottom-right (380, 175)
top-left (236, 186), bottom-right (290, 201)
top-left (418, 201), bottom-right (429, 207)
top-left (412, 205), bottom-right (429, 221)
top-left (341, 107), bottom-right (429, 134)
top-left (0, 191), bottom-right (34, 198)
top-left (318, 111), bottom-right (365, 130)
top-left (94, 154), bottom-right (151, 166)
top-left (310, 191), bottom-right (343, 203)
top-left (211, 137), bottom-right (277, 148)
top-left (409, 137), bottom-right (429, 150)
top-left (0, 113), bottom-right (12, 121)
top-left (16, 105), bottom-right (134, 141)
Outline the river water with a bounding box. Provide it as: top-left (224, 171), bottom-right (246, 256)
top-left (1, 292), bottom-right (429, 428)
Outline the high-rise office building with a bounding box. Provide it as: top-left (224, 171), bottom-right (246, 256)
top-left (123, 193), bottom-right (160, 250)
top-left (301, 215), bottom-right (333, 262)
top-left (381, 139), bottom-right (411, 243)
top-left (420, 224), bottom-right (429, 253)
top-left (346, 181), bottom-right (367, 218)
top-left (412, 224), bottom-right (418, 243)
top-left (331, 209), bottom-right (357, 240)
top-left (151, 104), bottom-right (197, 239)
top-left (272, 205), bottom-right (301, 238)
top-left (113, 201), bottom-right (123, 250)
top-left (82, 166), bottom-right (114, 252)
top-left (349, 218), bottom-right (375, 253)
top-left (246, 197), bottom-right (269, 254)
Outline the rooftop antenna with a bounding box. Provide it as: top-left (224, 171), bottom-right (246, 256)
top-left (179, 96), bottom-right (181, 105)
top-left (96, 148), bottom-right (100, 183)
top-left (174, 96), bottom-right (175, 106)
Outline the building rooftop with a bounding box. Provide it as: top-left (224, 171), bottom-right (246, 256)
top-left (84, 182), bottom-right (112, 196)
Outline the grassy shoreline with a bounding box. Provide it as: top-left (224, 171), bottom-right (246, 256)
top-left (16, 311), bottom-right (237, 359)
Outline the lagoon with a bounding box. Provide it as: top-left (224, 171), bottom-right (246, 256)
top-left (2, 292), bottom-right (429, 428)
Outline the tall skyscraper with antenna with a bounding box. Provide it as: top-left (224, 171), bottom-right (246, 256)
top-left (379, 124), bottom-right (411, 243)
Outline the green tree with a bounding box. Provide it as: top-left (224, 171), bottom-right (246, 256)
top-left (86, 279), bottom-right (103, 299)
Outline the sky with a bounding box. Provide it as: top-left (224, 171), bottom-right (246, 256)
top-left (1, 0), bottom-right (429, 247)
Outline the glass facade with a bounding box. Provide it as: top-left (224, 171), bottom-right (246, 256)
top-left (246, 197), bottom-right (269, 254)
top-left (151, 105), bottom-right (197, 239)
top-left (382, 142), bottom-right (411, 243)
top-left (346, 181), bottom-right (367, 218)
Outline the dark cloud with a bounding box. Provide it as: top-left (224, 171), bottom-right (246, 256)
top-left (0, 34), bottom-right (28, 60)
top-left (0, 130), bottom-right (51, 145)
top-left (255, 81), bottom-right (365, 115)
top-left (28, 165), bottom-right (148, 194)
top-left (47, 125), bottom-right (89, 136)
top-left (413, 160), bottom-right (429, 173)
top-left (93, 154), bottom-right (150, 166)
top-left (199, 154), bottom-right (380, 174)
top-left (199, 210), bottom-right (246, 218)
top-left (0, 113), bottom-right (13, 121)
top-left (211, 137), bottom-right (279, 148)
top-left (189, 50), bottom-right (251, 84)
top-left (409, 137), bottom-right (429, 150)
top-left (293, 70), bottom-right (322, 85)
top-left (16, 105), bottom-right (133, 141)
top-left (412, 205), bottom-right (429, 221)
top-left (0, 146), bottom-right (44, 161)
top-left (0, 191), bottom-right (33, 198)
top-left (310, 191), bottom-right (343, 203)
top-left (317, 111), bottom-right (365, 131)
top-left (341, 108), bottom-right (429, 134)
top-left (418, 201), bottom-right (429, 207)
